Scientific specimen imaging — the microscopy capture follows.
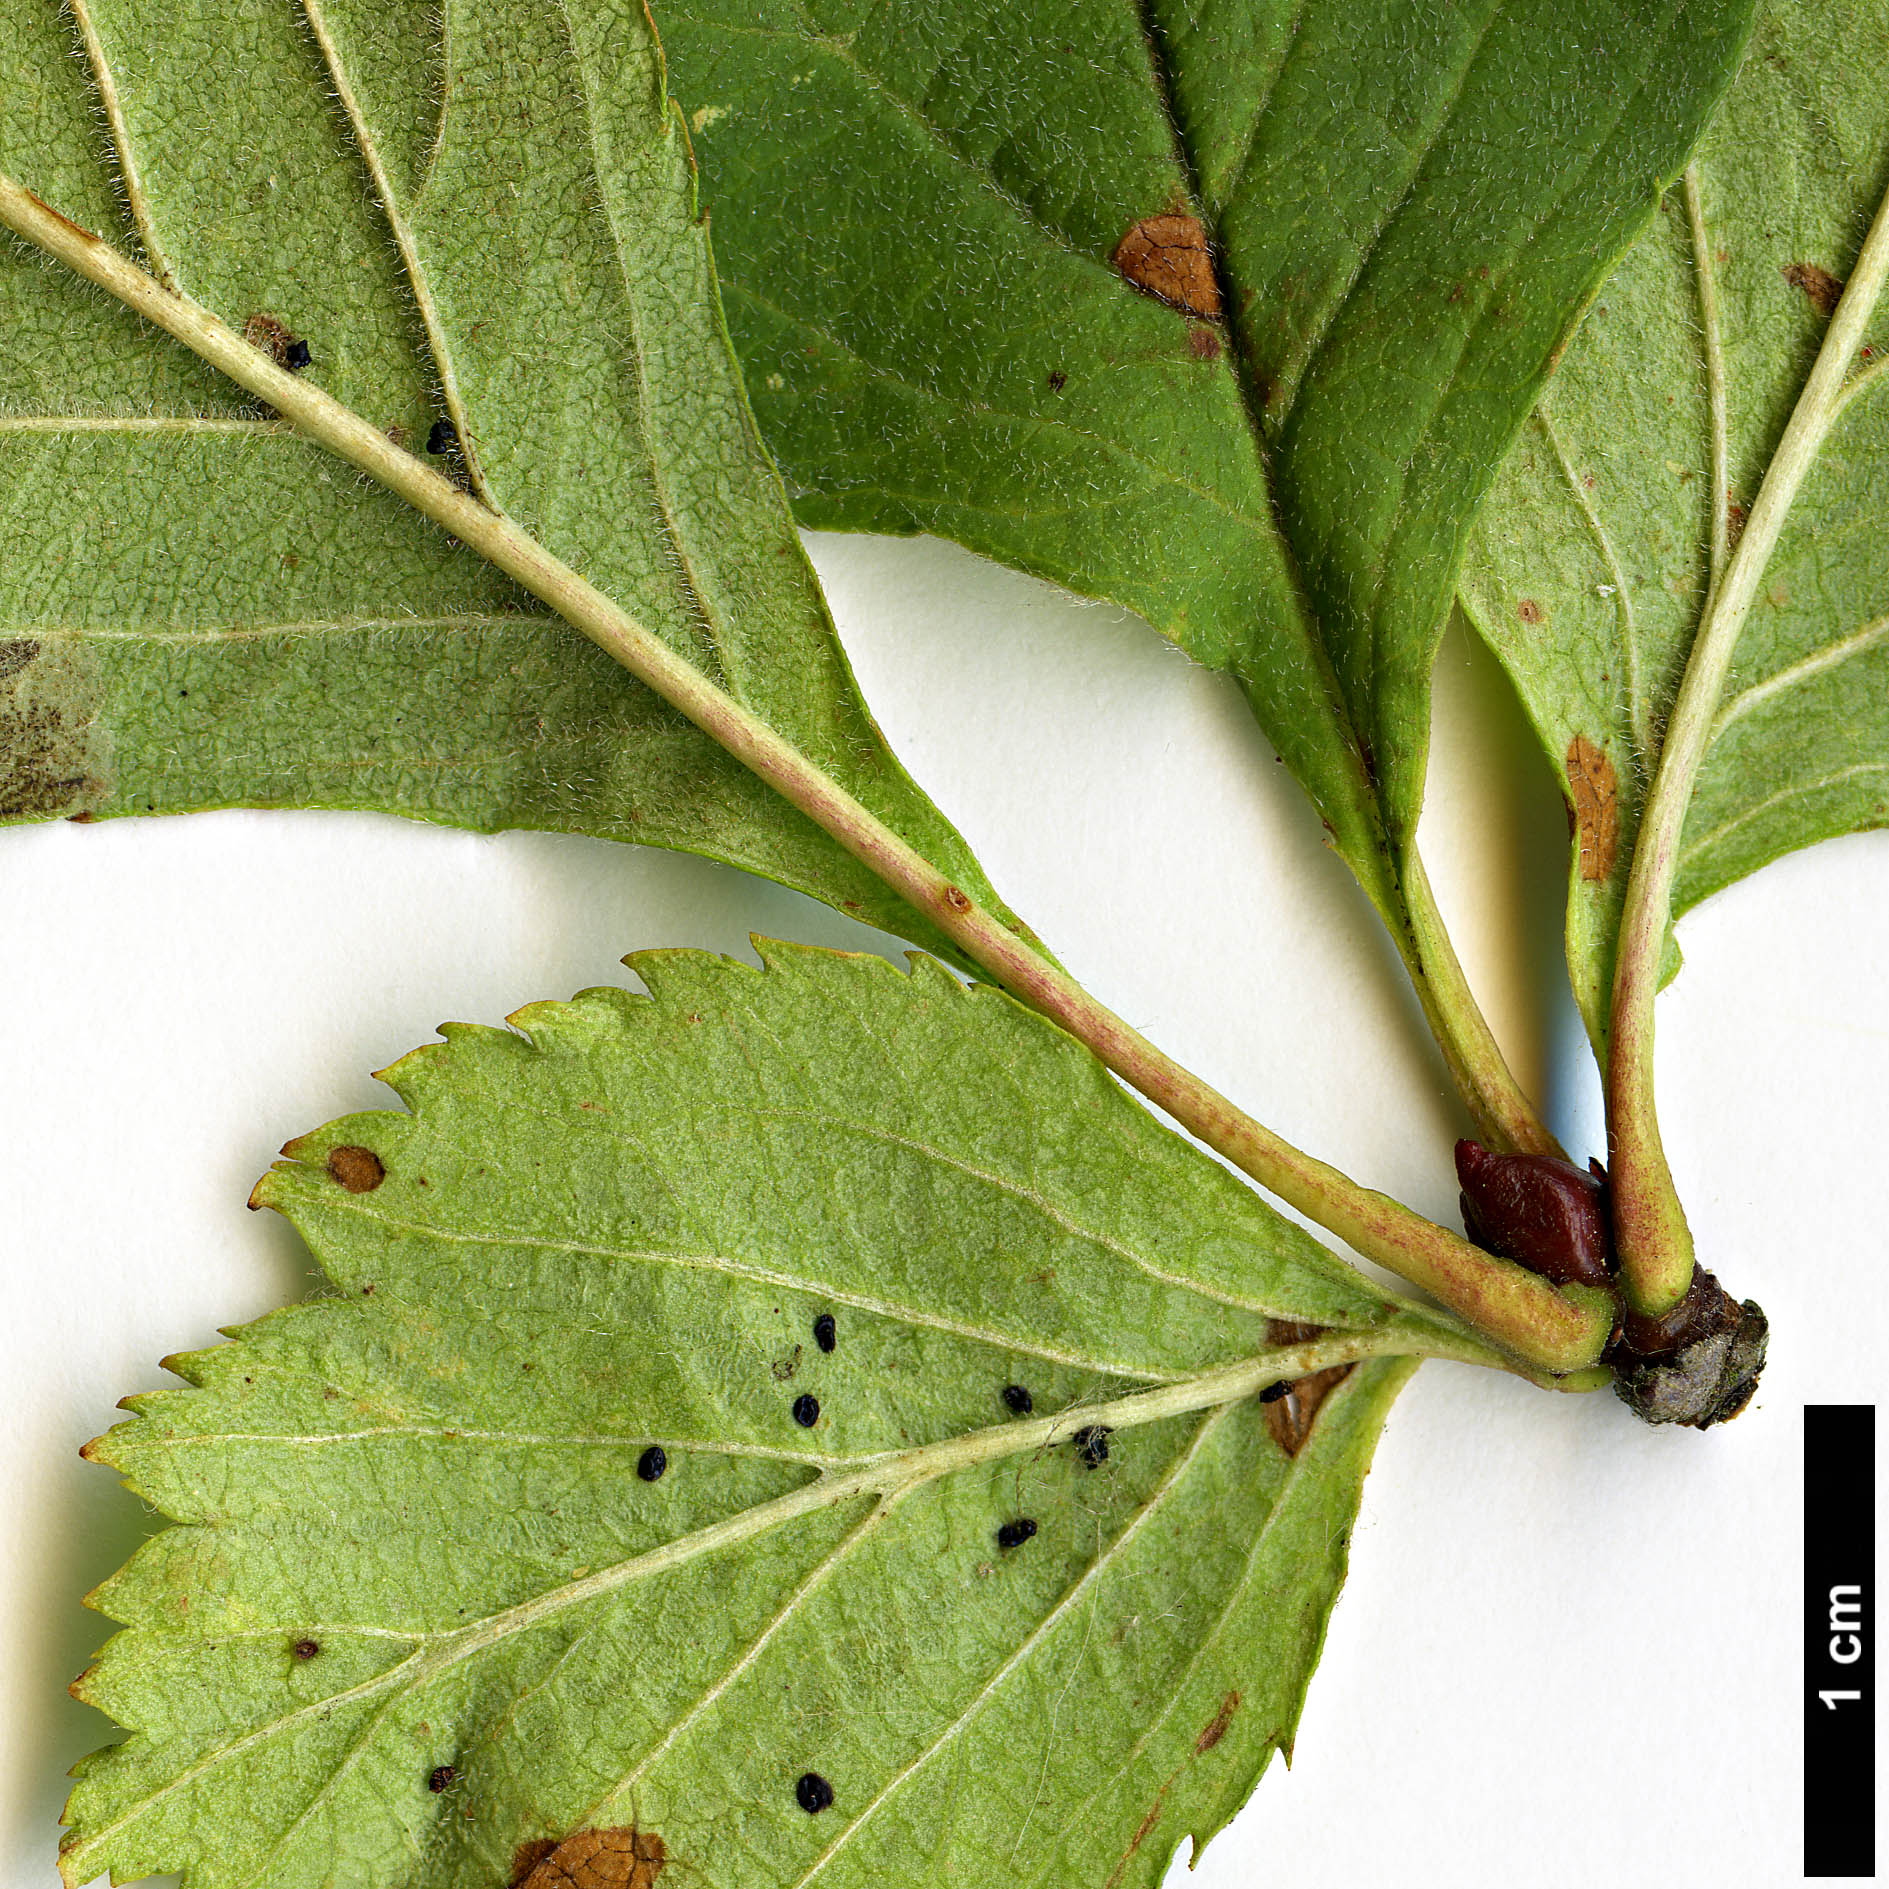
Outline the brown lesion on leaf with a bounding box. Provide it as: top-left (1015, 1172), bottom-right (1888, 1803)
top-left (513, 1828), bottom-right (666, 1889)
top-left (1782, 261), bottom-right (1844, 317)
top-left (1565, 735), bottom-right (1619, 882)
top-left (242, 312), bottom-right (301, 366)
top-left (326, 1145), bottom-right (386, 1193)
top-left (1195, 1690), bottom-right (1241, 1754)
top-left (1112, 213), bottom-right (1223, 320)
top-left (0, 637), bottom-right (109, 821)
top-left (1262, 1318), bottom-right (1353, 1457)
top-left (1186, 324), bottom-right (1221, 361)
top-left (1516, 597), bottom-right (1544, 625)
top-left (1726, 498), bottom-right (1748, 547)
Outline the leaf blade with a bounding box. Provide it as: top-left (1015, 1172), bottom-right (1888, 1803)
top-left (1462, 0), bottom-right (1889, 1042)
top-left (0, 0), bottom-right (1007, 962)
top-left (63, 943), bottom-right (1442, 1887)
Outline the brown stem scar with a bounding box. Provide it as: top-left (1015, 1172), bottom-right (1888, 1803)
top-left (22, 189), bottom-right (98, 242)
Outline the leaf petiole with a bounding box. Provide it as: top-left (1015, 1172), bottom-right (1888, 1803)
top-left (1606, 166), bottom-right (1889, 1314)
top-left (0, 171), bottom-right (1611, 1375)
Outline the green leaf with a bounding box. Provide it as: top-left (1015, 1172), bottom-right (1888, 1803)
top-left (656, 0), bottom-right (1753, 895)
top-left (0, 0), bottom-right (1003, 963)
top-left (1461, 0), bottom-right (1889, 1043)
top-left (61, 942), bottom-right (1461, 1888)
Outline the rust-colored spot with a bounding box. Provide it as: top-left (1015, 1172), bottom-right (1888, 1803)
top-left (941, 884), bottom-right (972, 914)
top-left (23, 188), bottom-right (99, 243)
top-left (1517, 597), bottom-right (1544, 625)
top-left (326, 1145), bottom-right (385, 1193)
top-left (512, 1842), bottom-right (559, 1885)
top-left (1782, 261), bottom-right (1843, 317)
top-left (516, 1828), bottom-right (666, 1889)
top-left (1263, 1318), bottom-right (1352, 1457)
top-left (1196, 1690), bottom-right (1241, 1754)
top-left (242, 312), bottom-right (300, 366)
top-left (1565, 735), bottom-right (1619, 882)
top-left (1264, 1363), bottom-right (1352, 1456)
top-left (1112, 213), bottom-right (1222, 319)
top-left (1187, 324), bottom-right (1221, 361)
top-left (1727, 498), bottom-right (1748, 547)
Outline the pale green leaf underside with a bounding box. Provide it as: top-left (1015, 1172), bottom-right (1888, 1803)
top-left (63, 943), bottom-right (1443, 1889)
top-left (1462, 0), bottom-right (1889, 1042)
top-left (0, 0), bottom-right (1005, 965)
top-left (658, 0), bottom-right (1752, 890)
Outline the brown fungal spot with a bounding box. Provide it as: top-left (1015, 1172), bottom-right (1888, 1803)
top-left (1264, 1363), bottom-right (1352, 1456)
top-left (516, 1827), bottom-right (666, 1889)
top-left (1112, 213), bottom-right (1222, 318)
top-left (1262, 1318), bottom-right (1353, 1457)
top-left (1516, 597), bottom-right (1544, 625)
top-left (1047, 368), bottom-right (1067, 391)
top-left (512, 1842), bottom-right (560, 1885)
top-left (1782, 261), bottom-right (1844, 317)
top-left (292, 1638), bottom-right (319, 1660)
top-left (941, 884), bottom-right (972, 914)
top-left (770, 1343), bottom-right (803, 1382)
top-left (1187, 324), bottom-right (1221, 361)
top-left (1727, 498), bottom-right (1747, 547)
top-left (242, 312), bottom-right (302, 366)
top-left (0, 638), bottom-right (105, 820)
top-left (1195, 1690), bottom-right (1241, 1754)
top-left (326, 1145), bottom-right (385, 1193)
top-left (1565, 735), bottom-right (1619, 882)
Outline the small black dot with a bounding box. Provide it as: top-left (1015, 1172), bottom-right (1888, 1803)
top-left (795, 1771), bottom-right (835, 1814)
top-left (1001, 1384), bottom-right (1033, 1415)
top-left (812, 1312), bottom-right (837, 1353)
top-left (428, 1765), bottom-right (456, 1793)
top-left (637, 1445), bottom-right (667, 1482)
top-left (1047, 369), bottom-right (1067, 391)
top-left (792, 1393), bottom-right (820, 1428)
top-left (283, 338), bottom-right (312, 371)
top-left (292, 1638), bottom-right (319, 1660)
top-left (1259, 1380), bottom-right (1291, 1404)
top-left (1072, 1425), bottom-right (1111, 1468)
top-left (426, 418), bottom-right (457, 455)
top-left (996, 1517), bottom-right (1038, 1551)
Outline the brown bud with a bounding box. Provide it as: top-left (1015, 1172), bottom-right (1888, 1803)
top-left (1454, 1140), bottom-right (1614, 1288)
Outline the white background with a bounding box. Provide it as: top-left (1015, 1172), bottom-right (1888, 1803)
top-left (2, 531), bottom-right (1881, 1887)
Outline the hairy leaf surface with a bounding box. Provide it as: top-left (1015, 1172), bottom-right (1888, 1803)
top-left (1462, 1), bottom-right (1889, 1042)
top-left (61, 944), bottom-right (1460, 1888)
top-left (658, 0), bottom-right (1753, 903)
top-left (0, 0), bottom-right (1004, 961)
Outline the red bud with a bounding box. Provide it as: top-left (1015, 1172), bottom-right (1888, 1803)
top-left (1454, 1140), bottom-right (1614, 1289)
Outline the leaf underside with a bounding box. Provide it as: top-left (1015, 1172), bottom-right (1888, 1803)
top-left (62, 943), bottom-right (1438, 1889)
top-left (0, 0), bottom-right (1008, 965)
top-left (1461, 0), bottom-right (1889, 1044)
top-left (657, 0), bottom-right (1753, 906)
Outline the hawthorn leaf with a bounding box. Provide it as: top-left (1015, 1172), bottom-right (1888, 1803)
top-left (0, 0), bottom-right (1006, 964)
top-left (59, 943), bottom-right (1482, 1888)
top-left (1461, 0), bottom-right (1889, 1044)
top-left (656, 0), bottom-right (1754, 902)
